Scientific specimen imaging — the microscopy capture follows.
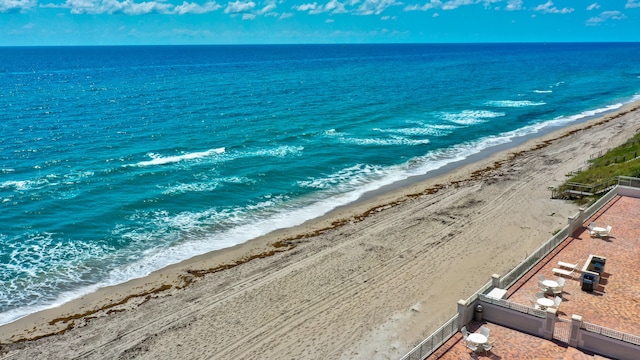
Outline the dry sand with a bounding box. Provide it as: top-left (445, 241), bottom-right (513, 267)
top-left (1, 101), bottom-right (640, 360)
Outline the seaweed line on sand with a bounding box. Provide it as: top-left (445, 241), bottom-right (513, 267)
top-left (2, 102), bottom-right (636, 347)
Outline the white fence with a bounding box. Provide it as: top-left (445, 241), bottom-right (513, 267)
top-left (398, 315), bottom-right (458, 360)
top-left (583, 322), bottom-right (640, 346)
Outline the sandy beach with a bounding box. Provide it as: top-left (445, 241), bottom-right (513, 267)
top-left (1, 100), bottom-right (639, 360)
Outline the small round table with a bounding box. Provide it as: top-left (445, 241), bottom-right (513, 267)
top-left (542, 280), bottom-right (558, 289)
top-left (537, 297), bottom-right (554, 309)
top-left (467, 333), bottom-right (487, 345)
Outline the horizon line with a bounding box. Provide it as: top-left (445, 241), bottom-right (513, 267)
top-left (3, 41), bottom-right (640, 48)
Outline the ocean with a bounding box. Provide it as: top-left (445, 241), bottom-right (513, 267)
top-left (1, 43), bottom-right (639, 325)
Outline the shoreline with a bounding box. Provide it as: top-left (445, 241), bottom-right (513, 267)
top-left (0, 99), bottom-right (630, 329)
top-left (2, 100), bottom-right (640, 358)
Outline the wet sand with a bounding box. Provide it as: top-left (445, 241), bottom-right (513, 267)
top-left (1, 101), bottom-right (639, 360)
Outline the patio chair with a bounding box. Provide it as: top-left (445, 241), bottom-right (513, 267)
top-left (535, 292), bottom-right (545, 299)
top-left (538, 274), bottom-right (545, 282)
top-left (461, 326), bottom-right (470, 340)
top-left (479, 326), bottom-right (491, 338)
top-left (530, 297), bottom-right (541, 310)
top-left (552, 277), bottom-right (566, 296)
top-left (482, 338), bottom-right (495, 354)
top-left (539, 282), bottom-right (548, 292)
top-left (466, 340), bottom-right (478, 353)
top-left (551, 296), bottom-right (562, 309)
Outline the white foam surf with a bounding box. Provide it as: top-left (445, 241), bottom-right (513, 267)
top-left (135, 148), bottom-right (225, 167)
top-left (438, 110), bottom-right (506, 125)
top-left (485, 100), bottom-right (546, 107)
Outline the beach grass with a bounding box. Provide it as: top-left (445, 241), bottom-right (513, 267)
top-left (565, 132), bottom-right (640, 187)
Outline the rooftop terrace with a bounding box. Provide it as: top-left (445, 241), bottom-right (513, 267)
top-left (421, 191), bottom-right (640, 359)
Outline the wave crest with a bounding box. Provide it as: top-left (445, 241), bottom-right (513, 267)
top-left (485, 100), bottom-right (546, 108)
top-left (135, 148), bottom-right (225, 167)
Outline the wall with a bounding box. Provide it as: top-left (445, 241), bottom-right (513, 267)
top-left (617, 185), bottom-right (640, 198)
top-left (578, 331), bottom-right (640, 360)
top-left (480, 301), bottom-right (545, 337)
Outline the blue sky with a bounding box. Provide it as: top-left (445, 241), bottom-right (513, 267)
top-left (1, 0), bottom-right (639, 45)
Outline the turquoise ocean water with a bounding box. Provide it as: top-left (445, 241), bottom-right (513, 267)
top-left (1, 43), bottom-right (640, 325)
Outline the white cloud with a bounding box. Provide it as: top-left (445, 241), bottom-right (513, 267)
top-left (404, 0), bottom-right (442, 11)
top-left (442, 0), bottom-right (474, 11)
top-left (241, 12), bottom-right (255, 18)
top-left (601, 10), bottom-right (626, 19)
top-left (626, 0), bottom-right (640, 8)
top-left (174, 1), bottom-right (221, 14)
top-left (294, 2), bottom-right (318, 11)
top-left (324, 0), bottom-right (347, 14)
top-left (533, 1), bottom-right (573, 14)
top-left (325, 18), bottom-right (334, 22)
top-left (586, 10), bottom-right (627, 25)
top-left (126, 1), bottom-right (175, 15)
top-left (256, 2), bottom-right (276, 14)
top-left (432, 11), bottom-right (438, 16)
top-left (57, 0), bottom-right (173, 15)
top-left (505, 0), bottom-right (522, 11)
top-left (481, 0), bottom-right (500, 9)
top-left (356, 0), bottom-right (400, 15)
top-left (279, 11), bottom-right (293, 18)
top-left (586, 3), bottom-right (599, 11)
top-left (45, 0), bottom-right (226, 14)
top-left (224, 0), bottom-right (255, 13)
top-left (403, 0), bottom-right (489, 12)
top-left (586, 16), bottom-right (603, 25)
top-left (0, 0), bottom-right (36, 12)
top-left (295, 0), bottom-right (347, 14)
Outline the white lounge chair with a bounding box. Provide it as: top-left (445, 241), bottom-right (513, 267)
top-left (590, 225), bottom-right (612, 238)
top-left (557, 261), bottom-right (578, 271)
top-left (551, 296), bottom-right (562, 309)
top-left (553, 267), bottom-right (575, 278)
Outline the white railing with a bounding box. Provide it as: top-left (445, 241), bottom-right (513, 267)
top-left (581, 185), bottom-right (618, 220)
top-left (478, 294), bottom-right (546, 318)
top-left (618, 176), bottom-right (640, 188)
top-left (398, 314), bottom-right (459, 360)
top-left (500, 225), bottom-right (569, 290)
top-left (582, 322), bottom-right (640, 346)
